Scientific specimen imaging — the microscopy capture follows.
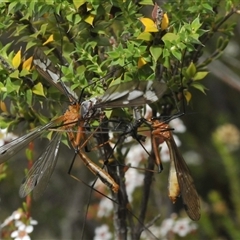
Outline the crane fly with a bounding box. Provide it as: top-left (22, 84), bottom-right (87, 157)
top-left (151, 119), bottom-right (201, 221)
top-left (0, 47), bottom-right (167, 198)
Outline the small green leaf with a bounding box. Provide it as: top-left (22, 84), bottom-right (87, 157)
top-left (32, 82), bottom-right (45, 97)
top-left (73, 0), bottom-right (86, 9)
top-left (186, 62), bottom-right (197, 79)
top-left (22, 202), bottom-right (27, 212)
top-left (8, 2), bottom-right (18, 13)
top-left (150, 46), bottom-right (162, 62)
top-left (163, 56), bottom-right (170, 68)
top-left (9, 70), bottom-right (20, 79)
top-left (26, 89), bottom-right (32, 106)
top-left (33, 111), bottom-right (49, 125)
top-left (0, 119), bottom-right (9, 129)
top-left (0, 41), bottom-right (14, 55)
top-left (216, 37), bottom-right (224, 49)
top-left (25, 148), bottom-right (33, 161)
top-left (193, 71), bottom-right (208, 81)
top-left (139, 0), bottom-right (154, 5)
top-left (137, 32), bottom-right (153, 41)
top-left (40, 23), bottom-right (48, 36)
top-left (171, 49), bottom-right (182, 61)
top-left (20, 69), bottom-right (31, 77)
top-left (202, 3), bottom-right (213, 12)
top-left (191, 17), bottom-right (202, 32)
top-left (162, 48), bottom-right (170, 58)
top-left (191, 82), bottom-right (207, 94)
top-left (162, 33), bottom-right (179, 42)
top-left (6, 78), bottom-right (21, 93)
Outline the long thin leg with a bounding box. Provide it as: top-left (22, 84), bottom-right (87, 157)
top-left (66, 124), bottom-right (119, 193)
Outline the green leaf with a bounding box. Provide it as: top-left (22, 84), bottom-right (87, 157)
top-left (0, 41), bottom-right (14, 54)
top-left (8, 2), bottom-right (18, 13)
top-left (150, 46), bottom-right (162, 62)
top-left (40, 23), bottom-right (48, 36)
top-left (217, 36), bottom-right (224, 49)
top-left (162, 48), bottom-right (170, 58)
top-left (202, 3), bottom-right (213, 12)
top-left (139, 0), bottom-right (154, 5)
top-left (193, 71), bottom-right (208, 81)
top-left (0, 118), bottom-right (9, 129)
top-left (191, 17), bottom-right (202, 32)
top-left (32, 82), bottom-right (45, 97)
top-left (171, 49), bottom-right (182, 61)
top-left (26, 89), bottom-right (33, 106)
top-left (25, 148), bottom-right (33, 161)
top-left (186, 62), bottom-right (197, 79)
top-left (162, 56), bottom-right (170, 68)
top-left (20, 69), bottom-right (31, 77)
top-left (22, 202), bottom-right (27, 212)
top-left (162, 33), bottom-right (179, 42)
top-left (9, 70), bottom-right (20, 79)
top-left (73, 0), bottom-right (86, 9)
top-left (191, 82), bottom-right (207, 94)
top-left (33, 111), bottom-right (49, 125)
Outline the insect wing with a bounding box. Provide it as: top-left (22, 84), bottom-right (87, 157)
top-left (96, 80), bottom-right (167, 108)
top-left (166, 137), bottom-right (201, 221)
top-left (0, 120), bottom-right (60, 164)
top-left (19, 132), bottom-right (62, 198)
top-left (33, 48), bottom-right (77, 102)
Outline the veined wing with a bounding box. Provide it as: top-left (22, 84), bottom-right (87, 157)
top-left (0, 118), bottom-right (62, 164)
top-left (19, 132), bottom-right (62, 199)
top-left (33, 48), bottom-right (78, 102)
top-left (166, 136), bottom-right (201, 221)
top-left (94, 80), bottom-right (167, 108)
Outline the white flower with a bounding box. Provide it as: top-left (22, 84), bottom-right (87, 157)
top-left (160, 141), bottom-right (170, 162)
top-left (4, 132), bottom-right (18, 142)
top-left (94, 224), bottom-right (112, 240)
top-left (11, 223), bottom-right (33, 240)
top-left (159, 217), bottom-right (175, 237)
top-left (172, 134), bottom-right (181, 147)
top-left (141, 225), bottom-right (162, 239)
top-left (0, 128), bottom-right (18, 146)
top-left (125, 142), bottom-right (149, 167)
top-left (169, 118), bottom-right (186, 133)
top-left (172, 217), bottom-right (197, 237)
top-left (124, 168), bottom-right (144, 202)
top-left (29, 218), bottom-right (38, 226)
top-left (12, 210), bottom-right (22, 220)
top-left (1, 209), bottom-right (22, 228)
top-left (97, 197), bottom-right (113, 218)
top-left (1, 215), bottom-right (14, 228)
top-left (15, 220), bottom-right (25, 228)
top-left (159, 134), bottom-right (180, 163)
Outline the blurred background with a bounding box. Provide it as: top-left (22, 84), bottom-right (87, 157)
top-left (0, 2), bottom-right (240, 240)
